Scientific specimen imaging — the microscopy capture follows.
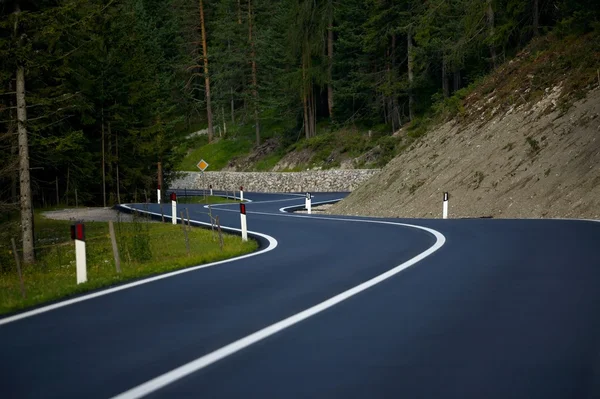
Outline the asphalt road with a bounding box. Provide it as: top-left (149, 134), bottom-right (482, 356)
top-left (1, 191), bottom-right (600, 399)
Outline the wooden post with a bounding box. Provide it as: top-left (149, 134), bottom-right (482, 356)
top-left (186, 208), bottom-right (192, 230)
top-left (160, 204), bottom-right (165, 223)
top-left (180, 211), bottom-right (190, 256)
top-left (75, 189), bottom-right (78, 208)
top-left (208, 204), bottom-right (215, 240)
top-left (11, 238), bottom-right (26, 298)
top-left (108, 221), bottom-right (121, 273)
top-left (216, 216), bottom-right (224, 250)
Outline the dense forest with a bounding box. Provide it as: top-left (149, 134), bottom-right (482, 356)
top-left (1, 0), bottom-right (598, 261)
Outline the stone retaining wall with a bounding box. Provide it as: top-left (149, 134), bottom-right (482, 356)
top-left (170, 170), bottom-right (380, 192)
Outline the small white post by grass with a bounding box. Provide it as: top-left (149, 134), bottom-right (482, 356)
top-left (305, 192), bottom-right (312, 214)
top-left (157, 184), bottom-right (161, 204)
top-left (210, 184), bottom-right (213, 196)
top-left (71, 223), bottom-right (87, 284)
top-left (443, 192), bottom-right (449, 219)
top-left (240, 203), bottom-right (248, 242)
top-left (170, 192), bottom-right (177, 225)
top-left (240, 186), bottom-right (244, 202)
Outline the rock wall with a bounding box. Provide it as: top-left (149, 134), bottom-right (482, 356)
top-left (170, 170), bottom-right (380, 192)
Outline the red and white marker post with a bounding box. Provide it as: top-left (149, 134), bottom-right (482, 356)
top-left (305, 192), bottom-right (312, 214)
top-left (443, 192), bottom-right (449, 219)
top-left (70, 223), bottom-right (87, 284)
top-left (157, 184), bottom-right (161, 204)
top-left (239, 186), bottom-right (244, 202)
top-left (240, 203), bottom-right (248, 241)
top-left (170, 192), bottom-right (177, 225)
top-left (209, 184), bottom-right (213, 196)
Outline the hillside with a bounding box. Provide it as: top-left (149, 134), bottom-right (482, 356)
top-left (330, 33), bottom-right (600, 219)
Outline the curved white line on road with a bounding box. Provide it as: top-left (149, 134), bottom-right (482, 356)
top-left (278, 198), bottom-right (345, 213)
top-left (112, 217), bottom-right (446, 399)
top-left (0, 205), bottom-right (278, 327)
top-left (206, 194), bottom-right (308, 208)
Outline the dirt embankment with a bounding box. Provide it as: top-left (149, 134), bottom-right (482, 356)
top-left (329, 86), bottom-right (600, 219)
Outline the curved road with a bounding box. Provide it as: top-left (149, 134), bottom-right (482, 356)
top-left (1, 191), bottom-right (600, 398)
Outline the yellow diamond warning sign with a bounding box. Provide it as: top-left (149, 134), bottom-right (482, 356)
top-left (196, 159), bottom-right (209, 171)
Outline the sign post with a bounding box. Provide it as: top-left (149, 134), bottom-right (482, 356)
top-left (70, 223), bottom-right (87, 284)
top-left (170, 192), bottom-right (177, 225)
top-left (197, 159), bottom-right (209, 199)
top-left (240, 203), bottom-right (248, 242)
top-left (443, 192), bottom-right (449, 219)
top-left (305, 192), bottom-right (312, 214)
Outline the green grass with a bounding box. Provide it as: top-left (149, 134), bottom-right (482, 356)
top-left (0, 213), bottom-right (257, 315)
top-left (178, 137), bottom-right (254, 171)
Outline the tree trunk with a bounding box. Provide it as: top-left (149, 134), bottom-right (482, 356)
top-left (101, 110), bottom-right (106, 207)
top-left (248, 0), bottom-right (260, 146)
top-left (107, 120), bottom-right (113, 205)
top-left (302, 54), bottom-right (310, 139)
top-left (237, 0), bottom-right (242, 24)
top-left (199, 0), bottom-right (214, 142)
top-left (15, 1), bottom-right (34, 264)
top-left (533, 0), bottom-right (539, 36)
top-left (16, 67), bottom-right (34, 263)
top-left (442, 56), bottom-right (449, 98)
top-left (116, 132), bottom-right (121, 204)
top-left (453, 69), bottom-right (461, 92)
top-left (327, 17), bottom-right (334, 119)
top-left (407, 31), bottom-right (415, 121)
top-left (487, 0), bottom-right (497, 68)
top-left (231, 88), bottom-right (235, 124)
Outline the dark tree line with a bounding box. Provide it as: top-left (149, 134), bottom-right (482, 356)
top-left (0, 0), bottom-right (598, 262)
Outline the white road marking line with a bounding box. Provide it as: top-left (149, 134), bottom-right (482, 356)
top-left (111, 219), bottom-right (446, 399)
top-left (0, 206), bottom-right (278, 327)
top-left (279, 198), bottom-right (345, 213)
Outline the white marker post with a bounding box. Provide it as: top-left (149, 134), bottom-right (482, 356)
top-left (239, 186), bottom-right (244, 202)
top-left (240, 203), bottom-right (248, 242)
top-left (170, 192), bottom-right (177, 225)
top-left (443, 192), bottom-right (449, 219)
top-left (71, 223), bottom-right (87, 284)
top-left (157, 184), bottom-right (161, 204)
top-left (210, 184), bottom-right (213, 196)
top-left (305, 192), bottom-right (312, 215)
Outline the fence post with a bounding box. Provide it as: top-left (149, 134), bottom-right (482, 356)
top-left (70, 223), bottom-right (87, 284)
top-left (216, 216), bottom-right (224, 250)
top-left (180, 211), bottom-right (190, 256)
top-left (11, 238), bottom-right (26, 298)
top-left (443, 192), bottom-right (449, 219)
top-left (170, 192), bottom-right (177, 225)
top-left (240, 203), bottom-right (248, 242)
top-left (108, 221), bottom-right (121, 273)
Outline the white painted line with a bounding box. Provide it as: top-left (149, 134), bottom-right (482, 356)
top-left (111, 219), bottom-right (446, 399)
top-left (279, 198), bottom-right (344, 213)
top-left (207, 195), bottom-right (309, 209)
top-left (0, 206), bottom-right (278, 327)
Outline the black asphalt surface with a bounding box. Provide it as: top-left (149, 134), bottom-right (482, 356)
top-left (1, 191), bottom-right (600, 399)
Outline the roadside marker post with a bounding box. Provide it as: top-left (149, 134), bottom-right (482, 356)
top-left (70, 223), bottom-right (87, 284)
top-left (170, 192), bottom-right (177, 225)
top-left (210, 185), bottom-right (213, 196)
top-left (157, 184), bottom-right (161, 204)
top-left (240, 186), bottom-right (244, 202)
top-left (305, 192), bottom-right (312, 214)
top-left (443, 192), bottom-right (449, 219)
top-left (240, 203), bottom-right (248, 242)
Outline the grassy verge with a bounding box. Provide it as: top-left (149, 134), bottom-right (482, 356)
top-left (178, 136), bottom-right (254, 171)
top-left (0, 213), bottom-right (257, 315)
